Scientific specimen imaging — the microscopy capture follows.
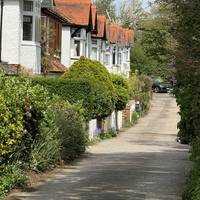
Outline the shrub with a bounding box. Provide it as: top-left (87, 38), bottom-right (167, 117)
top-left (0, 75), bottom-right (51, 164)
top-left (111, 74), bottom-right (129, 111)
top-left (99, 130), bottom-right (117, 140)
top-left (52, 97), bottom-right (88, 162)
top-left (30, 104), bottom-right (61, 172)
top-left (0, 162), bottom-right (27, 197)
top-left (32, 78), bottom-right (95, 120)
top-left (63, 57), bottom-right (116, 119)
top-left (131, 111), bottom-right (139, 125)
top-left (129, 74), bottom-right (152, 114)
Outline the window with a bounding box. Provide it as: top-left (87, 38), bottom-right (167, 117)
top-left (104, 53), bottom-right (110, 66)
top-left (117, 52), bottom-right (122, 65)
top-left (23, 0), bottom-right (33, 11)
top-left (112, 52), bottom-right (116, 65)
top-left (23, 15), bottom-right (33, 41)
top-left (22, 0), bottom-right (40, 42)
top-left (91, 39), bottom-right (98, 60)
top-left (74, 40), bottom-right (80, 57)
top-left (91, 47), bottom-right (97, 60)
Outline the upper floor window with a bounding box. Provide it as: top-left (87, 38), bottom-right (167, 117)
top-left (22, 0), bottom-right (40, 42)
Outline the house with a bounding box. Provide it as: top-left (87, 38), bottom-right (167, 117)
top-left (53, 0), bottom-right (95, 67)
top-left (41, 0), bottom-right (71, 75)
top-left (0, 0), bottom-right (42, 74)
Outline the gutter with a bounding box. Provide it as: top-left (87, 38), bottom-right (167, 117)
top-left (0, 0), bottom-right (4, 62)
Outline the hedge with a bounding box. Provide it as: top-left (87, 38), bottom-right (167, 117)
top-left (0, 74), bottom-right (88, 196)
top-left (111, 74), bottom-right (129, 111)
top-left (63, 57), bottom-right (116, 119)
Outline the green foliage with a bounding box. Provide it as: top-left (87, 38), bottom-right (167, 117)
top-left (32, 77), bottom-right (96, 120)
top-left (129, 73), bottom-right (152, 114)
top-left (0, 75), bottom-right (50, 164)
top-left (0, 162), bottom-right (27, 197)
top-left (52, 97), bottom-right (88, 162)
top-left (111, 74), bottom-right (129, 111)
top-left (63, 57), bottom-right (116, 119)
top-left (0, 74), bottom-right (88, 196)
top-left (30, 104), bottom-right (61, 172)
top-left (131, 111), bottom-right (139, 126)
top-left (160, 0), bottom-right (200, 198)
top-left (130, 40), bottom-right (171, 78)
top-left (99, 130), bottom-right (117, 140)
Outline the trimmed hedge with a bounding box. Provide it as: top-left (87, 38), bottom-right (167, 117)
top-left (111, 74), bottom-right (129, 111)
top-left (32, 78), bottom-right (95, 120)
top-left (63, 57), bottom-right (116, 119)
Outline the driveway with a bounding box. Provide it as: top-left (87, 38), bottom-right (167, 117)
top-left (7, 94), bottom-right (190, 200)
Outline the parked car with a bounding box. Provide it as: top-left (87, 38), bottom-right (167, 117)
top-left (152, 80), bottom-right (169, 93)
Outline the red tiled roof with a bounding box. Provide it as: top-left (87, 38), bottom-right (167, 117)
top-left (109, 23), bottom-right (119, 44)
top-left (54, 0), bottom-right (91, 26)
top-left (94, 15), bottom-right (106, 38)
top-left (109, 23), bottom-right (134, 46)
top-left (91, 5), bottom-right (97, 31)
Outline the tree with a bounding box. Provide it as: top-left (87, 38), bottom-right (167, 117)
top-left (94, 0), bottom-right (116, 21)
top-left (118, 0), bottom-right (146, 29)
top-left (130, 2), bottom-right (173, 79)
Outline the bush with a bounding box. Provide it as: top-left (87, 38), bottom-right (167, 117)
top-left (131, 111), bottom-right (139, 125)
top-left (30, 104), bottom-right (61, 172)
top-left (111, 74), bottom-right (129, 111)
top-left (99, 130), bottom-right (117, 140)
top-left (32, 78), bottom-right (95, 120)
top-left (0, 74), bottom-right (88, 196)
top-left (63, 57), bottom-right (116, 119)
top-left (52, 97), bottom-right (88, 162)
top-left (0, 162), bottom-right (27, 197)
top-left (0, 75), bottom-right (51, 164)
top-left (129, 73), bottom-right (152, 114)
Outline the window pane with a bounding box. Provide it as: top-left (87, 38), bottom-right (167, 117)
top-left (91, 47), bottom-right (97, 60)
top-left (74, 40), bottom-right (80, 57)
top-left (23, 0), bottom-right (33, 12)
top-left (35, 16), bottom-right (41, 42)
top-left (23, 15), bottom-right (33, 41)
top-left (104, 54), bottom-right (110, 66)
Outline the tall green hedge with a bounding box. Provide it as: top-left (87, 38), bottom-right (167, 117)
top-left (63, 57), bottom-right (116, 119)
top-left (111, 74), bottom-right (129, 111)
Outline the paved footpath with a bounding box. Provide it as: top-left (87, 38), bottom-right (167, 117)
top-left (8, 94), bottom-right (190, 200)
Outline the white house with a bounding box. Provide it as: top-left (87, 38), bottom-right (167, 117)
top-left (53, 0), bottom-right (96, 68)
top-left (0, 0), bottom-right (42, 74)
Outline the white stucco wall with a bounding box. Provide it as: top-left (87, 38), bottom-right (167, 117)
top-left (117, 111), bottom-right (123, 130)
top-left (88, 119), bottom-right (97, 139)
top-left (1, 0), bottom-right (41, 74)
top-left (20, 43), bottom-right (41, 74)
top-left (2, 0), bottom-right (21, 64)
top-left (61, 26), bottom-right (71, 68)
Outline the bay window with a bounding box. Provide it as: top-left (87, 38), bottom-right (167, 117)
top-left (22, 0), bottom-right (40, 42)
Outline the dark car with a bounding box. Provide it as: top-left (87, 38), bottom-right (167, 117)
top-left (152, 80), bottom-right (168, 93)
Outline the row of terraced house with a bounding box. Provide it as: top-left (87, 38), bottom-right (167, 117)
top-left (0, 0), bottom-right (134, 137)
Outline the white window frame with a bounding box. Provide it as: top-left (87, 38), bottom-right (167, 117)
top-left (22, 0), bottom-right (41, 45)
top-left (71, 28), bottom-right (86, 59)
top-left (91, 39), bottom-right (98, 61)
